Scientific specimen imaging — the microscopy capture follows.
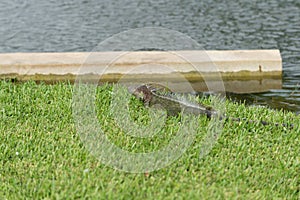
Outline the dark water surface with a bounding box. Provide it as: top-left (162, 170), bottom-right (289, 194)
top-left (0, 0), bottom-right (299, 113)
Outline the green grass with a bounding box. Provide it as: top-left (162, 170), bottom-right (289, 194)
top-left (0, 80), bottom-right (299, 199)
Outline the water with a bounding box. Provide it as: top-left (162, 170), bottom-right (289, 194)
top-left (0, 0), bottom-right (299, 113)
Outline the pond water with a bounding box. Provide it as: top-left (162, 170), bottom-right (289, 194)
top-left (0, 0), bottom-right (299, 113)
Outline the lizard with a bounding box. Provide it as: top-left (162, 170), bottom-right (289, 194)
top-left (131, 84), bottom-right (293, 128)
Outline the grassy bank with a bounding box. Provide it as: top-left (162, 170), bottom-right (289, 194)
top-left (0, 81), bottom-right (299, 199)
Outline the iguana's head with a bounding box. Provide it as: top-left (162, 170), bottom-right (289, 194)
top-left (132, 83), bottom-right (171, 106)
top-left (132, 85), bottom-right (153, 106)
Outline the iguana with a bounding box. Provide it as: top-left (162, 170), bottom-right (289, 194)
top-left (132, 84), bottom-right (293, 128)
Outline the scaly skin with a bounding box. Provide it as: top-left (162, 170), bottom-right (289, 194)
top-left (133, 84), bottom-right (219, 118)
top-left (132, 84), bottom-right (293, 128)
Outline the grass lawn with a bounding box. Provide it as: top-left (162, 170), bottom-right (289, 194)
top-left (0, 80), bottom-right (299, 199)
